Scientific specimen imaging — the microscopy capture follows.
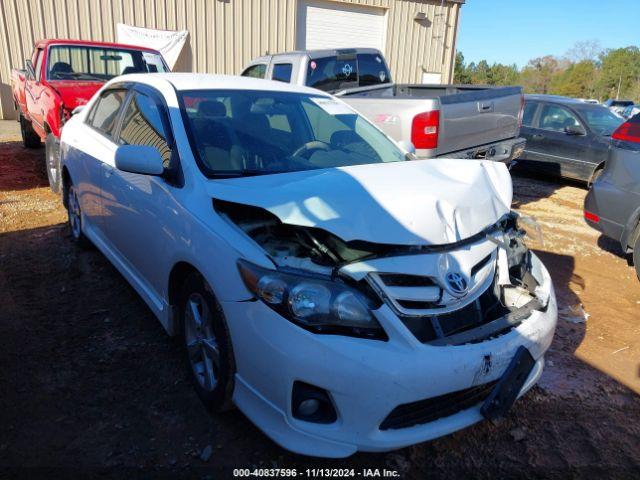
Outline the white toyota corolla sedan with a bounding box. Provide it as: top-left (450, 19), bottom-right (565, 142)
top-left (59, 73), bottom-right (557, 458)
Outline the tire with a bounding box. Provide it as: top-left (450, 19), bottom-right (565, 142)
top-left (179, 273), bottom-right (235, 412)
top-left (46, 134), bottom-right (62, 193)
top-left (633, 232), bottom-right (640, 281)
top-left (66, 181), bottom-right (91, 248)
top-left (19, 114), bottom-right (41, 149)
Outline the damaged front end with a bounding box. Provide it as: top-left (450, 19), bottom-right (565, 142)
top-left (217, 199), bottom-right (550, 345)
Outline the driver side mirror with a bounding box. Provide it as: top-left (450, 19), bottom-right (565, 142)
top-left (564, 124), bottom-right (586, 136)
top-left (25, 59), bottom-right (35, 81)
top-left (115, 145), bottom-right (164, 176)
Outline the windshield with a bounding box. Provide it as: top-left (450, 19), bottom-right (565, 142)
top-left (47, 45), bottom-right (167, 81)
top-left (180, 89), bottom-right (405, 177)
top-left (306, 53), bottom-right (391, 92)
top-left (579, 106), bottom-right (624, 136)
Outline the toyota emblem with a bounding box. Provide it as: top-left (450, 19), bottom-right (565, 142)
top-left (445, 272), bottom-right (468, 296)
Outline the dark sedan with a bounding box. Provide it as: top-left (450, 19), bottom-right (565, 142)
top-left (585, 114), bottom-right (640, 279)
top-left (517, 95), bottom-right (624, 184)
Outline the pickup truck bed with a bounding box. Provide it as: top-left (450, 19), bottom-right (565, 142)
top-left (339, 84), bottom-right (525, 160)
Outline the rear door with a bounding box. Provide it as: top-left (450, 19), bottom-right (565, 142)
top-left (521, 100), bottom-right (547, 162)
top-left (66, 88), bottom-right (128, 236)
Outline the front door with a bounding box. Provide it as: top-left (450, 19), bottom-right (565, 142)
top-left (532, 103), bottom-right (592, 180)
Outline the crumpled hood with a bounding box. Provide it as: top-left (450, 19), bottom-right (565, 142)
top-left (207, 159), bottom-right (513, 246)
top-left (49, 81), bottom-right (104, 110)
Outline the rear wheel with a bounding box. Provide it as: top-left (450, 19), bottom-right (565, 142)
top-left (19, 114), bottom-right (41, 149)
top-left (46, 134), bottom-right (61, 193)
top-left (179, 273), bottom-right (235, 412)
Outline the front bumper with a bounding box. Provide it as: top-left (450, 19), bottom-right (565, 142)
top-left (221, 253), bottom-right (557, 458)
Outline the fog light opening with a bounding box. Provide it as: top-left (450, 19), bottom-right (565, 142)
top-left (291, 381), bottom-right (337, 424)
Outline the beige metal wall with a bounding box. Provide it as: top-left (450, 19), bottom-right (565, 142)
top-left (0, 0), bottom-right (461, 120)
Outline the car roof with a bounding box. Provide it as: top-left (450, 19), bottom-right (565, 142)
top-left (117, 72), bottom-right (334, 96)
top-left (35, 38), bottom-right (163, 54)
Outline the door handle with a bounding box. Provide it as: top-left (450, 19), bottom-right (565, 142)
top-left (478, 101), bottom-right (494, 113)
top-left (532, 134), bottom-right (544, 139)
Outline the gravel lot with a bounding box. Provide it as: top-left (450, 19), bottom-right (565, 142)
top-left (0, 120), bottom-right (639, 479)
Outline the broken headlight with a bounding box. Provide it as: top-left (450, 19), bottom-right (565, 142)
top-left (514, 212), bottom-right (544, 247)
top-left (237, 259), bottom-right (386, 340)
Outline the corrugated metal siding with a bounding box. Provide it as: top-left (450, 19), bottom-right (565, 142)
top-left (0, 0), bottom-right (460, 119)
top-left (385, 0), bottom-right (460, 84)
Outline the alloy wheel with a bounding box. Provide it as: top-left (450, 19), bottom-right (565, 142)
top-left (68, 186), bottom-right (82, 239)
top-left (184, 293), bottom-right (221, 392)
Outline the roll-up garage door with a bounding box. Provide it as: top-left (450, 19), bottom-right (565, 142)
top-left (297, 0), bottom-right (387, 51)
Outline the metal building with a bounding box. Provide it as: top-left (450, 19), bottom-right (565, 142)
top-left (0, 0), bottom-right (464, 120)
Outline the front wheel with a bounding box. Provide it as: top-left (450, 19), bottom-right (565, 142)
top-left (179, 273), bottom-right (235, 412)
top-left (66, 182), bottom-right (91, 248)
top-left (19, 114), bottom-right (41, 149)
top-left (46, 134), bottom-right (62, 193)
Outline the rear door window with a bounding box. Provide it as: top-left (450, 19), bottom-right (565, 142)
top-left (272, 63), bottom-right (293, 83)
top-left (88, 89), bottom-right (127, 138)
top-left (522, 101), bottom-right (538, 127)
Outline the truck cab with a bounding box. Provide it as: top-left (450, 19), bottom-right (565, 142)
top-left (12, 39), bottom-right (169, 192)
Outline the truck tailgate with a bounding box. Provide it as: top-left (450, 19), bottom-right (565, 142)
top-left (339, 84), bottom-right (523, 158)
top-left (437, 86), bottom-right (522, 155)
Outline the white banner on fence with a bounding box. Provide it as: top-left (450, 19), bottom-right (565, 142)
top-left (116, 23), bottom-right (188, 69)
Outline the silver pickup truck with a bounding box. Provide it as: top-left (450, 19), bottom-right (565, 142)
top-left (242, 48), bottom-right (526, 161)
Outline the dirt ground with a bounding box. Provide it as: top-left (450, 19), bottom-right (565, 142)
top-left (0, 120), bottom-right (639, 479)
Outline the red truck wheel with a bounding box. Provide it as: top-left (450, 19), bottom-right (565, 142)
top-left (19, 114), bottom-right (41, 149)
top-left (46, 134), bottom-right (61, 193)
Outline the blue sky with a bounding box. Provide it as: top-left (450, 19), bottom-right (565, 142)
top-left (456, 0), bottom-right (640, 68)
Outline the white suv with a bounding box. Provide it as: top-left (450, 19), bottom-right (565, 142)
top-left (59, 73), bottom-right (557, 458)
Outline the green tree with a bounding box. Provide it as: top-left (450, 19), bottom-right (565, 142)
top-left (453, 52), bottom-right (472, 84)
top-left (595, 47), bottom-right (640, 100)
top-left (549, 60), bottom-right (598, 98)
top-left (519, 56), bottom-right (561, 94)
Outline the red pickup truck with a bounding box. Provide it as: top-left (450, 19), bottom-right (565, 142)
top-left (12, 39), bottom-right (168, 192)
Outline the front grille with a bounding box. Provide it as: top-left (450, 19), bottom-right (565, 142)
top-left (366, 250), bottom-right (515, 344)
top-left (379, 381), bottom-right (498, 430)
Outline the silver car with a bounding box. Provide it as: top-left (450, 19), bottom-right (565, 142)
top-left (585, 113), bottom-right (640, 278)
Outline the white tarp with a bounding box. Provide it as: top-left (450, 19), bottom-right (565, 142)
top-left (116, 23), bottom-right (188, 69)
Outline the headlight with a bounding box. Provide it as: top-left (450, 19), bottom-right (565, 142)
top-left (238, 259), bottom-right (386, 340)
